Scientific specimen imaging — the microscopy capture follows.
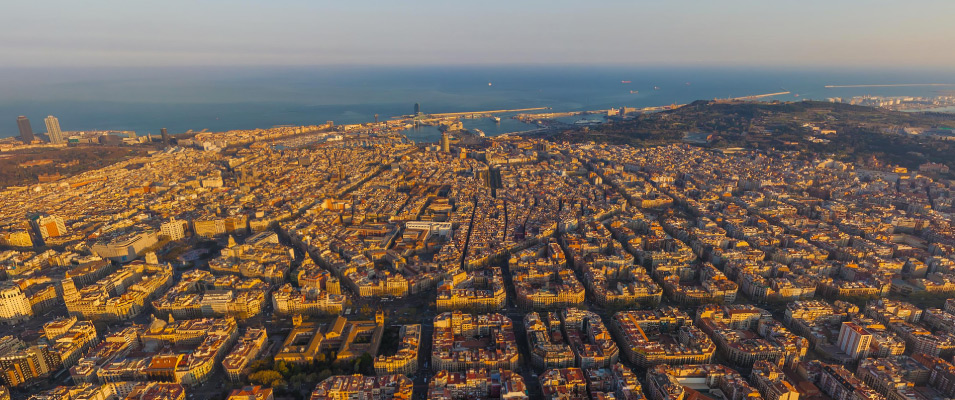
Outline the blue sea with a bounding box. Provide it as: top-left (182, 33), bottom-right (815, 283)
top-left (2, 66), bottom-right (954, 142)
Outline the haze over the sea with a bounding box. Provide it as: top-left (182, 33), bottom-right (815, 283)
top-left (2, 66), bottom-right (954, 139)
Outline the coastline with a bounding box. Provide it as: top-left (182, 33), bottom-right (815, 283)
top-left (5, 66), bottom-right (955, 139)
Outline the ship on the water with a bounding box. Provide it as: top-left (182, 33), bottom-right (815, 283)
top-left (491, 116), bottom-right (501, 123)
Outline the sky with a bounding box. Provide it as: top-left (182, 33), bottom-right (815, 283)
top-left (2, 0), bottom-right (954, 68)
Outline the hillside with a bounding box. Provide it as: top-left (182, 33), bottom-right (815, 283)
top-left (550, 100), bottom-right (955, 171)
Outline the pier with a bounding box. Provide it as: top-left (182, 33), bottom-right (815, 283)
top-left (425, 107), bottom-right (551, 118)
top-left (723, 91), bottom-right (791, 101)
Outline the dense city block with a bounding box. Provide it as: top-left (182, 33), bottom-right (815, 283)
top-left (1, 109), bottom-right (954, 400)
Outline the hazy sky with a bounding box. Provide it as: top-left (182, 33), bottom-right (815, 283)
top-left (3, 0), bottom-right (954, 68)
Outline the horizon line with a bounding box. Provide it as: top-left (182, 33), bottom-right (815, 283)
top-left (1, 63), bottom-right (954, 71)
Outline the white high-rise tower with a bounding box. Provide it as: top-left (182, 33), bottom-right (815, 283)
top-left (45, 115), bottom-right (64, 144)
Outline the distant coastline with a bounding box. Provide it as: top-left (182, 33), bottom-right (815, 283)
top-left (824, 83), bottom-right (955, 88)
top-left (3, 66), bottom-right (955, 140)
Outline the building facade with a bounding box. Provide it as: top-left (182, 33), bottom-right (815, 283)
top-left (44, 116), bottom-right (64, 144)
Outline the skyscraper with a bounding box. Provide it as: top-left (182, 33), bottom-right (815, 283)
top-left (16, 116), bottom-right (34, 143)
top-left (44, 116), bottom-right (63, 144)
top-left (160, 128), bottom-right (170, 146)
top-left (414, 103), bottom-right (420, 116)
top-left (441, 132), bottom-right (450, 153)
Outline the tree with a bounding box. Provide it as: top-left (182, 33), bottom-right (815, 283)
top-left (289, 372), bottom-right (308, 390)
top-left (249, 370), bottom-right (283, 386)
top-left (270, 379), bottom-right (288, 391)
top-left (318, 369), bottom-right (333, 382)
top-left (275, 360), bottom-right (290, 377)
top-left (358, 353), bottom-right (374, 375)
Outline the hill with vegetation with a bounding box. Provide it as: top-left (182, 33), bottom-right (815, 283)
top-left (0, 146), bottom-right (152, 189)
top-left (550, 100), bottom-right (955, 171)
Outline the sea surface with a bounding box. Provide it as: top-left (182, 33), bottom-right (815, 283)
top-left (2, 66), bottom-right (954, 143)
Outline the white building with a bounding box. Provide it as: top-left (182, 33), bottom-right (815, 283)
top-left (44, 115), bottom-right (64, 144)
top-left (0, 282), bottom-right (33, 324)
top-left (91, 231), bottom-right (159, 262)
top-left (30, 214), bottom-right (66, 242)
top-left (836, 322), bottom-right (872, 359)
top-left (161, 218), bottom-right (189, 241)
top-left (405, 221), bottom-right (453, 238)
